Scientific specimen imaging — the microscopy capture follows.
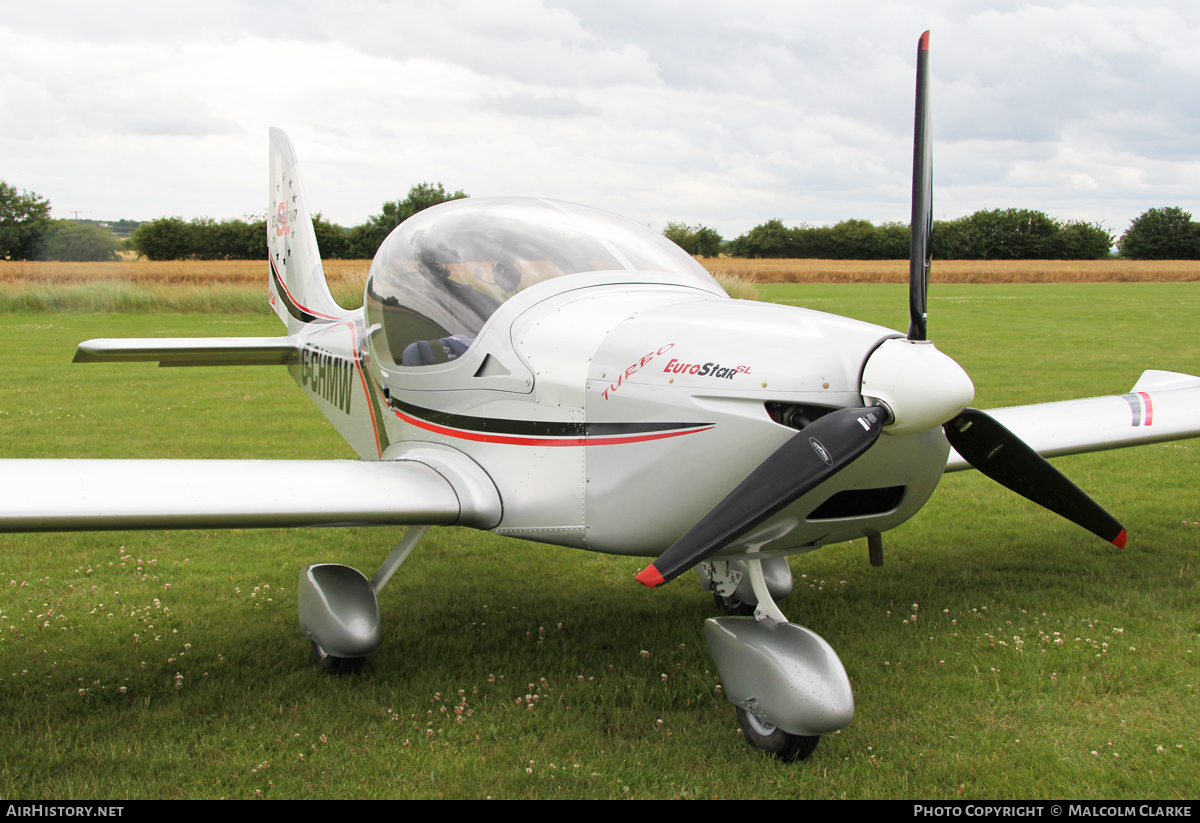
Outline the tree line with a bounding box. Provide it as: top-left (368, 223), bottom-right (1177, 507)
top-left (0, 182), bottom-right (126, 262)
top-left (0, 182), bottom-right (467, 262)
top-left (4, 177), bottom-right (1200, 261)
top-left (130, 182), bottom-right (468, 261)
top-left (727, 209), bottom-right (1116, 260)
top-left (670, 207), bottom-right (1200, 260)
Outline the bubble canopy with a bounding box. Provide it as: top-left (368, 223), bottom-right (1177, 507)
top-left (364, 197), bottom-right (720, 369)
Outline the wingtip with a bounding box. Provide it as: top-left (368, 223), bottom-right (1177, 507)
top-left (1112, 529), bottom-right (1127, 549)
top-left (919, 30), bottom-right (930, 50)
top-left (635, 564), bottom-right (666, 588)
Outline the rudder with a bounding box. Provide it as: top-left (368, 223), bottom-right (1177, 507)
top-left (267, 128), bottom-right (348, 332)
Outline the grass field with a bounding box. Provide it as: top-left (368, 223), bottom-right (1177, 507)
top-left (0, 283), bottom-right (1197, 799)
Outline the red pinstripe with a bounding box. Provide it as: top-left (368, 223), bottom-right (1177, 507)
top-left (392, 408), bottom-right (712, 447)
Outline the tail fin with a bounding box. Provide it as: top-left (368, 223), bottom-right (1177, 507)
top-left (267, 128), bottom-right (348, 333)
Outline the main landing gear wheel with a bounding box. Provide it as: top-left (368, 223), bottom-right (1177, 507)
top-left (310, 639), bottom-right (366, 675)
top-left (736, 707), bottom-right (821, 762)
top-left (713, 592), bottom-right (756, 616)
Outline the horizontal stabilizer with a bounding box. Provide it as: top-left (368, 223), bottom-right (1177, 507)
top-left (1130, 369), bottom-right (1200, 393)
top-left (0, 459), bottom-right (463, 532)
top-left (74, 337), bottom-right (297, 367)
top-left (946, 371), bottom-right (1200, 471)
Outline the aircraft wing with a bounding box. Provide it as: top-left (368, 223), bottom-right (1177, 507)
top-left (0, 457), bottom-right (499, 532)
top-left (74, 337), bottom-right (296, 367)
top-left (945, 370), bottom-right (1200, 472)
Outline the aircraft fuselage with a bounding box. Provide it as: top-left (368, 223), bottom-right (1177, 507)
top-left (290, 272), bottom-right (951, 559)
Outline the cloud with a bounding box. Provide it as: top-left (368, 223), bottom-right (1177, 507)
top-left (482, 92), bottom-right (601, 117)
top-left (2, 1), bottom-right (1199, 237)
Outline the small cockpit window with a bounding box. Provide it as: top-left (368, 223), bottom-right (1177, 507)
top-left (364, 197), bottom-right (717, 369)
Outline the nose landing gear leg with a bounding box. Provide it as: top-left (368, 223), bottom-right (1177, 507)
top-left (698, 556), bottom-right (793, 616)
top-left (704, 556), bottom-right (855, 762)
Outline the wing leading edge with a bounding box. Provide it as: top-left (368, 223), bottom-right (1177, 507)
top-left (0, 458), bottom-right (497, 533)
top-left (945, 370), bottom-right (1200, 472)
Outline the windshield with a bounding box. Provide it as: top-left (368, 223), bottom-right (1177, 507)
top-left (364, 197), bottom-right (719, 368)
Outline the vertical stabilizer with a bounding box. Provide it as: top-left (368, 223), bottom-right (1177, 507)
top-left (268, 128), bottom-right (348, 332)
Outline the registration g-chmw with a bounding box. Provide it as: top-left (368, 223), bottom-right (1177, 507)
top-left (300, 345), bottom-right (355, 415)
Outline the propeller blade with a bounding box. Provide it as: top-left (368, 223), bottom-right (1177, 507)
top-left (944, 408), bottom-right (1127, 547)
top-left (908, 30), bottom-right (933, 342)
top-left (636, 406), bottom-right (888, 587)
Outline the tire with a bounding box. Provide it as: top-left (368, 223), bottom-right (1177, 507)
top-left (713, 592), bottom-right (756, 616)
top-left (736, 707), bottom-right (820, 762)
top-left (310, 639), bottom-right (366, 675)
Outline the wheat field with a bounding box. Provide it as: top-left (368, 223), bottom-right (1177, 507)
top-left (6, 257), bottom-right (1200, 286)
top-left (702, 258), bottom-right (1200, 283)
top-left (0, 259), bottom-right (372, 286)
top-left (1, 258), bottom-right (1198, 315)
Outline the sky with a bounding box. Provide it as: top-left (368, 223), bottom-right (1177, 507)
top-left (3, 0), bottom-right (1199, 240)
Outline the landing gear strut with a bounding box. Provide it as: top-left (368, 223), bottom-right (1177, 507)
top-left (698, 556), bottom-right (793, 616)
top-left (297, 526), bottom-right (429, 673)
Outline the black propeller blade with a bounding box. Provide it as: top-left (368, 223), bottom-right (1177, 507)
top-left (636, 406), bottom-right (888, 587)
top-left (909, 30), bottom-right (933, 342)
top-left (944, 408), bottom-right (1127, 547)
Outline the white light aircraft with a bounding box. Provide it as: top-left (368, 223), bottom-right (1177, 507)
top-left (3, 33), bottom-right (1199, 762)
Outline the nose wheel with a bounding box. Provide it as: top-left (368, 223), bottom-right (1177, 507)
top-left (311, 639), bottom-right (365, 674)
top-left (736, 707), bottom-right (821, 762)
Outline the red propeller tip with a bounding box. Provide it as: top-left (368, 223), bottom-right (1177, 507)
top-left (635, 565), bottom-right (666, 588)
top-left (1112, 529), bottom-right (1128, 549)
